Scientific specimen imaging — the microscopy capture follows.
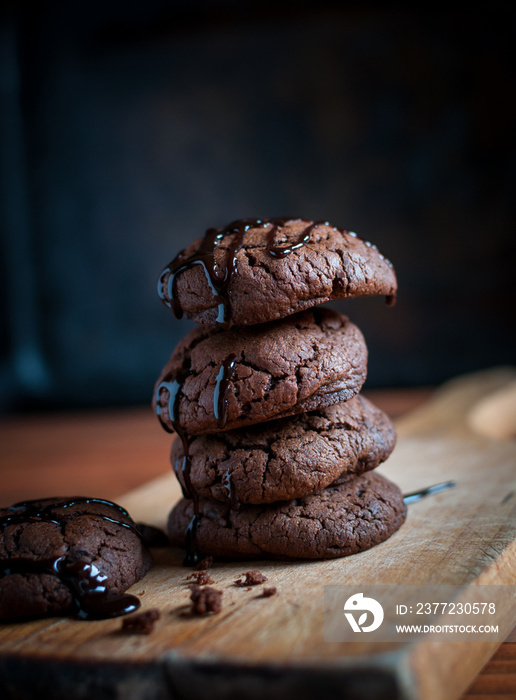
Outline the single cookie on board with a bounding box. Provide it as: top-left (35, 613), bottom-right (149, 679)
top-left (153, 308), bottom-right (368, 436)
top-left (171, 395), bottom-right (396, 505)
top-left (0, 497), bottom-right (152, 621)
top-left (158, 218), bottom-right (397, 327)
top-left (167, 472), bottom-right (406, 560)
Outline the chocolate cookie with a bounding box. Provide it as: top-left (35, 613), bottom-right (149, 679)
top-left (0, 497), bottom-right (153, 621)
top-left (154, 308), bottom-right (367, 436)
top-left (167, 472), bottom-right (406, 560)
top-left (171, 396), bottom-right (396, 505)
top-left (158, 218), bottom-right (397, 327)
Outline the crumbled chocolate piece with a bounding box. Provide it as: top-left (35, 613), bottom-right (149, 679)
top-left (136, 523), bottom-right (169, 547)
top-left (186, 571), bottom-right (214, 586)
top-left (121, 608), bottom-right (160, 634)
top-left (234, 570), bottom-right (268, 587)
top-left (257, 587), bottom-right (277, 598)
top-left (189, 585), bottom-right (223, 615)
top-left (194, 555), bottom-right (214, 570)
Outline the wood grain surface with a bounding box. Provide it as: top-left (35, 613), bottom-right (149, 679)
top-left (0, 369), bottom-right (515, 700)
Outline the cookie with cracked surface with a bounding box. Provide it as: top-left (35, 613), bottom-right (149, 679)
top-left (0, 497), bottom-right (153, 621)
top-left (158, 218), bottom-right (397, 327)
top-left (171, 395), bottom-right (396, 505)
top-left (153, 308), bottom-right (367, 436)
top-left (167, 471), bottom-right (406, 560)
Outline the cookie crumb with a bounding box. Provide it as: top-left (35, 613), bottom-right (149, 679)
top-left (234, 570), bottom-right (268, 587)
top-left (194, 555), bottom-right (214, 570)
top-left (186, 571), bottom-right (215, 586)
top-left (121, 608), bottom-right (160, 634)
top-left (257, 587), bottom-right (277, 598)
top-left (190, 585), bottom-right (223, 615)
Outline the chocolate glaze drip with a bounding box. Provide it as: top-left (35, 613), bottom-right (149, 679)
top-left (0, 497), bottom-right (144, 619)
top-left (184, 514), bottom-right (202, 567)
top-left (155, 368), bottom-right (189, 436)
top-left (213, 353), bottom-right (237, 429)
top-left (403, 481), bottom-right (456, 504)
top-left (158, 219), bottom-right (260, 327)
top-left (0, 556), bottom-right (140, 620)
top-left (155, 369), bottom-right (196, 502)
top-left (266, 220), bottom-right (326, 258)
top-left (222, 471), bottom-right (241, 511)
top-left (156, 369), bottom-right (202, 565)
top-left (158, 228), bottom-right (228, 324)
top-left (158, 352), bottom-right (240, 564)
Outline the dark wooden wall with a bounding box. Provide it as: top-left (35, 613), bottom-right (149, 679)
top-left (1, 2), bottom-right (515, 411)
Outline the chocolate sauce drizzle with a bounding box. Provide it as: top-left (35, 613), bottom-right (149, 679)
top-left (266, 220), bottom-right (327, 258)
top-left (184, 513), bottom-right (202, 566)
top-left (155, 369), bottom-right (197, 507)
top-left (155, 365), bottom-right (199, 564)
top-left (222, 471), bottom-right (241, 511)
top-left (156, 351), bottom-right (240, 565)
top-left (0, 497), bottom-right (143, 619)
top-left (403, 481), bottom-right (456, 504)
top-left (213, 353), bottom-right (237, 429)
top-left (0, 497), bottom-right (140, 534)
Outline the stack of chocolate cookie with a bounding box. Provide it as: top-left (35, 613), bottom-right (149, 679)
top-left (154, 219), bottom-right (406, 564)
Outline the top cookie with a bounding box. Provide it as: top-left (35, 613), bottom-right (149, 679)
top-left (158, 218), bottom-right (397, 327)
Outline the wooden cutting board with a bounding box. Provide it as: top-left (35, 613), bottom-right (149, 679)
top-left (1, 367), bottom-right (515, 700)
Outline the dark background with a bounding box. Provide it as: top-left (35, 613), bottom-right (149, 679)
top-left (1, 1), bottom-right (515, 413)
